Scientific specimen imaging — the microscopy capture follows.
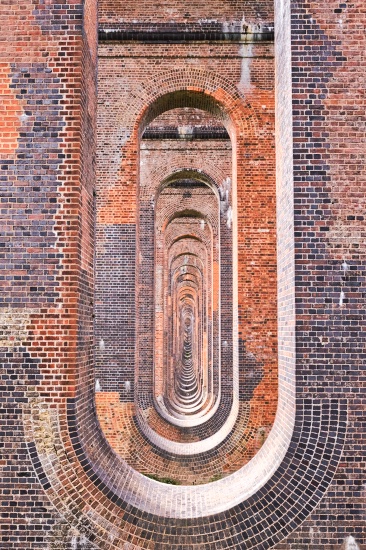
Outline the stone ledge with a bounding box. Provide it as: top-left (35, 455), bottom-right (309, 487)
top-left (99, 23), bottom-right (274, 43)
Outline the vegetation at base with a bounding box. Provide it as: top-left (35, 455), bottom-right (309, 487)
top-left (208, 473), bottom-right (223, 482)
top-left (144, 473), bottom-right (181, 485)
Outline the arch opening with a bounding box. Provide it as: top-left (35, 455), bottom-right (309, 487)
top-left (136, 98), bottom-right (237, 441)
top-left (154, 181), bottom-right (221, 426)
top-left (94, 73), bottom-right (283, 491)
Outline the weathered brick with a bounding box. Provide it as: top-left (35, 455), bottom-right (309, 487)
top-left (1, 0), bottom-right (365, 549)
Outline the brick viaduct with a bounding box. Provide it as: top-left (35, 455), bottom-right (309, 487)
top-left (0, 0), bottom-right (365, 549)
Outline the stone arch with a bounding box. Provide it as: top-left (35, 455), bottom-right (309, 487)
top-left (97, 66), bottom-right (265, 226)
top-left (92, 66), bottom-right (283, 505)
top-left (153, 169), bottom-right (224, 202)
top-left (152, 177), bottom-right (221, 429)
top-left (23, 44), bottom-right (347, 550)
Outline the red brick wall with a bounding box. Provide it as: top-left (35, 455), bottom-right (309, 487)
top-left (99, 0), bottom-right (274, 25)
top-left (0, 0), bottom-right (97, 547)
top-left (95, 16), bottom-right (278, 477)
top-left (275, 0), bottom-right (366, 546)
top-left (1, 0), bottom-right (365, 548)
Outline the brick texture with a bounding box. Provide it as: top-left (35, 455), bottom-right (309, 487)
top-left (0, 0), bottom-right (365, 549)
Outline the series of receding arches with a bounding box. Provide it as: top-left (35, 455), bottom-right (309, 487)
top-left (153, 175), bottom-right (224, 427)
top-left (96, 67), bottom-right (289, 500)
top-left (24, 18), bottom-right (347, 545)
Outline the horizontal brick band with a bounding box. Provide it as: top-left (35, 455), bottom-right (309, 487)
top-left (99, 23), bottom-right (274, 43)
top-left (142, 126), bottom-right (230, 140)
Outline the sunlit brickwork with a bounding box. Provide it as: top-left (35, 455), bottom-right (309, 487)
top-left (0, 0), bottom-right (365, 549)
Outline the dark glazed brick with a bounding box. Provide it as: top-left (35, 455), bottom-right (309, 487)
top-left (1, 0), bottom-right (365, 549)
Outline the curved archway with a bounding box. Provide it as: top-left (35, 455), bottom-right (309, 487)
top-left (153, 181), bottom-right (222, 429)
top-left (22, 57), bottom-right (347, 549)
top-left (95, 69), bottom-right (283, 498)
